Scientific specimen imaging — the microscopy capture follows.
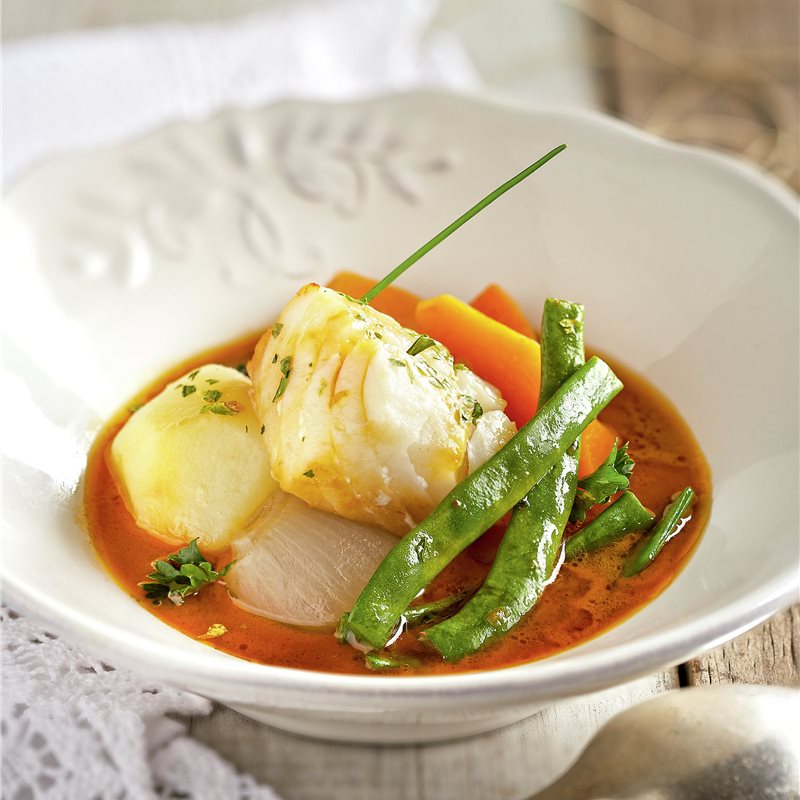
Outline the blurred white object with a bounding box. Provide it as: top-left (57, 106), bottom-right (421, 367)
top-left (432, 0), bottom-right (597, 109)
top-left (2, 0), bottom-right (478, 184)
top-left (531, 685), bottom-right (800, 799)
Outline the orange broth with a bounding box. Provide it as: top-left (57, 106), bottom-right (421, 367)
top-left (84, 332), bottom-right (711, 676)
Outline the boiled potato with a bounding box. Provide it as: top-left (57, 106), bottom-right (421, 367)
top-left (109, 364), bottom-right (276, 552)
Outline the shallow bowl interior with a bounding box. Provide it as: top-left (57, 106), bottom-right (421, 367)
top-left (2, 92), bottom-right (798, 732)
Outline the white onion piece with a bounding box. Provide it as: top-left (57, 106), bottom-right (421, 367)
top-left (225, 491), bottom-right (397, 628)
top-left (467, 410), bottom-right (517, 473)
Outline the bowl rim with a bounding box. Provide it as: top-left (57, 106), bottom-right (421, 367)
top-left (4, 88), bottom-right (799, 708)
top-left (6, 566), bottom-right (797, 708)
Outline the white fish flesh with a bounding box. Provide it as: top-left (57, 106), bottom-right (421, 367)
top-left (249, 284), bottom-right (516, 535)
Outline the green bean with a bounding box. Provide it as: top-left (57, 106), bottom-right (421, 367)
top-left (402, 593), bottom-right (467, 626)
top-left (342, 355), bottom-right (622, 650)
top-left (364, 652), bottom-right (421, 671)
top-left (564, 491), bottom-right (655, 560)
top-left (539, 300), bottom-right (584, 402)
top-left (424, 299), bottom-right (585, 661)
top-left (622, 487), bottom-right (695, 577)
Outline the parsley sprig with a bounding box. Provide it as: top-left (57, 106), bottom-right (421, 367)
top-left (570, 440), bottom-right (635, 523)
top-left (140, 539), bottom-right (233, 606)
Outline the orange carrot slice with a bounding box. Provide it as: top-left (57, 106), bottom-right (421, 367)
top-left (415, 294), bottom-right (541, 427)
top-left (331, 275), bottom-right (617, 479)
top-left (578, 419), bottom-right (619, 479)
top-left (471, 285), bottom-right (618, 477)
top-left (327, 271), bottom-right (420, 329)
top-left (471, 283), bottom-right (535, 338)
top-left (418, 291), bottom-right (618, 477)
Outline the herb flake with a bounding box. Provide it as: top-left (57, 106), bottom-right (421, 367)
top-left (407, 335), bottom-right (436, 356)
top-left (558, 318), bottom-right (582, 335)
top-left (272, 356), bottom-right (292, 402)
top-left (200, 401), bottom-right (239, 416)
top-left (197, 623), bottom-right (228, 640)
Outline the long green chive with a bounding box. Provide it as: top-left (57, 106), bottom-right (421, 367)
top-left (361, 144), bottom-right (567, 303)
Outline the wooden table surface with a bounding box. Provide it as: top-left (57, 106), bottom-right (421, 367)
top-left (5, 2), bottom-right (798, 797)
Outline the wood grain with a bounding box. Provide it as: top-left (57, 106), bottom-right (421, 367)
top-left (585, 0), bottom-right (799, 188)
top-left (188, 671), bottom-right (678, 800)
top-left (684, 606), bottom-right (800, 688)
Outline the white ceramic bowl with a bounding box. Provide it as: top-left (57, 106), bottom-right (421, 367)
top-left (3, 91), bottom-right (798, 743)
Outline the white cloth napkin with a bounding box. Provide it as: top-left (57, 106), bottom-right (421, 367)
top-left (1, 2), bottom-right (476, 797)
top-left (2, 0), bottom-right (477, 185)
